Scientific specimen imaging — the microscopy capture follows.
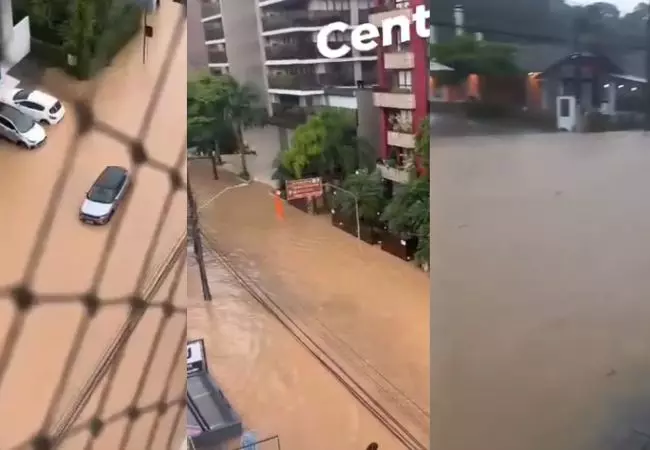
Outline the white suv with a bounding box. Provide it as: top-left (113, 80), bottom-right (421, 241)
top-left (1, 88), bottom-right (65, 125)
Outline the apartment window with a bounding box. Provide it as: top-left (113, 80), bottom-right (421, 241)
top-left (397, 71), bottom-right (412, 90)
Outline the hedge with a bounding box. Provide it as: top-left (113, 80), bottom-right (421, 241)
top-left (21, 4), bottom-right (142, 80)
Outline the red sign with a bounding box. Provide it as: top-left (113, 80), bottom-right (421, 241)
top-left (286, 177), bottom-right (323, 201)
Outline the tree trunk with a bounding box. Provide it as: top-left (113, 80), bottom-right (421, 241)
top-left (210, 152), bottom-right (219, 179)
top-left (236, 126), bottom-right (249, 180)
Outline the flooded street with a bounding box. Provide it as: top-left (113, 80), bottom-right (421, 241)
top-left (430, 132), bottom-right (650, 450)
top-left (187, 243), bottom-right (403, 449)
top-left (0, 4), bottom-right (186, 448)
top-left (188, 161), bottom-right (430, 447)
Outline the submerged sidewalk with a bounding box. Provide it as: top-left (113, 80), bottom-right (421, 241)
top-left (189, 160), bottom-right (430, 441)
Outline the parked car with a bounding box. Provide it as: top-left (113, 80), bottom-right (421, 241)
top-left (1, 88), bottom-right (65, 125)
top-left (79, 166), bottom-right (130, 225)
top-left (0, 103), bottom-right (46, 149)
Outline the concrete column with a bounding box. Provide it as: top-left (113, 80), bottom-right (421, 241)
top-left (607, 81), bottom-right (616, 115)
top-left (0, 0), bottom-right (14, 62)
top-left (350, 0), bottom-right (362, 82)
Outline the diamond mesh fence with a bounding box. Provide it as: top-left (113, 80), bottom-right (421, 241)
top-left (0, 1), bottom-right (188, 449)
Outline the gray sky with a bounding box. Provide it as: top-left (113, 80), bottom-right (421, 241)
top-left (567, 0), bottom-right (645, 13)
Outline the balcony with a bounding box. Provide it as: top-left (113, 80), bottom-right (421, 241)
top-left (268, 103), bottom-right (320, 128)
top-left (268, 72), bottom-right (356, 90)
top-left (265, 41), bottom-right (319, 60)
top-left (387, 131), bottom-right (415, 148)
top-left (369, 1), bottom-right (412, 27)
top-left (203, 23), bottom-right (224, 41)
top-left (373, 87), bottom-right (415, 109)
top-left (384, 51), bottom-right (414, 70)
top-left (261, 10), bottom-right (350, 32)
top-left (200, 0), bottom-right (221, 17)
top-left (207, 48), bottom-right (228, 64)
top-left (377, 164), bottom-right (413, 184)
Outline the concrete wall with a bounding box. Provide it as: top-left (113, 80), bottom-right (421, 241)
top-left (430, 131), bottom-right (650, 450)
top-left (356, 88), bottom-right (380, 156)
top-left (220, 0), bottom-right (267, 109)
top-left (187, 0), bottom-right (208, 73)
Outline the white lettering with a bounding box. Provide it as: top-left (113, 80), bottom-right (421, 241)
top-left (351, 23), bottom-right (380, 52)
top-left (413, 5), bottom-right (430, 39)
top-left (316, 22), bottom-right (352, 59)
top-left (315, 6), bottom-right (434, 58)
top-left (382, 15), bottom-right (411, 47)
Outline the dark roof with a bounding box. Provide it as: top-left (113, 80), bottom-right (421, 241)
top-left (513, 43), bottom-right (571, 72)
top-left (514, 44), bottom-right (646, 79)
top-left (97, 166), bottom-right (127, 188)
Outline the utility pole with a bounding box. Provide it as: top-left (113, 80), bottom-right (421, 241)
top-left (645, 1), bottom-right (650, 130)
top-left (187, 179), bottom-right (212, 301)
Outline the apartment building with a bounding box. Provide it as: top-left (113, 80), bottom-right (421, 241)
top-left (370, 0), bottom-right (428, 185)
top-left (194, 0), bottom-right (380, 122)
top-left (260, 0), bottom-right (379, 118)
top-left (198, 0), bottom-right (229, 75)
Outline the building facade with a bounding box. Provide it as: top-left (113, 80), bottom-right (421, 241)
top-left (194, 0), bottom-right (380, 122)
top-left (370, 0), bottom-right (428, 185)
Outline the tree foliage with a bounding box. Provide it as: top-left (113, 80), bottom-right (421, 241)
top-left (431, 34), bottom-right (521, 85)
top-left (333, 169), bottom-right (386, 223)
top-left (187, 73), bottom-right (264, 178)
top-left (279, 108), bottom-right (374, 180)
top-left (381, 117), bottom-right (430, 263)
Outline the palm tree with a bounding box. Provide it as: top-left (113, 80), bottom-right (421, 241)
top-left (187, 72), bottom-right (228, 179)
top-left (215, 76), bottom-right (265, 180)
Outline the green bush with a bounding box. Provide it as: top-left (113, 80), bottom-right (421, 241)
top-left (83, 5), bottom-right (142, 79)
top-left (30, 38), bottom-right (66, 67)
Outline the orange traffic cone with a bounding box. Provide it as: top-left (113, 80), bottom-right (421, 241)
top-left (274, 191), bottom-right (285, 221)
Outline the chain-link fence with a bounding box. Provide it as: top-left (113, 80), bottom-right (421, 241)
top-left (0, 1), bottom-right (188, 448)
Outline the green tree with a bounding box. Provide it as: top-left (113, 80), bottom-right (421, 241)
top-left (214, 76), bottom-right (265, 180)
top-left (381, 117), bottom-right (430, 265)
top-left (280, 108), bottom-right (374, 181)
top-left (333, 169), bottom-right (386, 225)
top-left (430, 34), bottom-right (520, 86)
top-left (61, 0), bottom-right (96, 75)
top-left (187, 72), bottom-right (228, 179)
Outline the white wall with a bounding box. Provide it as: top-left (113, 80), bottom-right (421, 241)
top-left (325, 94), bottom-right (357, 109)
top-left (5, 17), bottom-right (30, 68)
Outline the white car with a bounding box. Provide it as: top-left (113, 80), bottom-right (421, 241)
top-left (2, 88), bottom-right (65, 125)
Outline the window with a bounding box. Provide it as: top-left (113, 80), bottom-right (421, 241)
top-left (19, 101), bottom-right (45, 111)
top-left (397, 71), bottom-right (412, 89)
top-left (0, 117), bottom-right (12, 129)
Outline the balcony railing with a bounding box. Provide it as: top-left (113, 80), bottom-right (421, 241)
top-left (261, 11), bottom-right (351, 31)
top-left (373, 87), bottom-right (415, 109)
top-left (268, 103), bottom-right (321, 127)
top-left (265, 42), bottom-right (320, 60)
top-left (207, 49), bottom-right (228, 64)
top-left (200, 0), bottom-right (221, 17)
top-left (204, 24), bottom-right (224, 41)
top-left (268, 73), bottom-right (356, 90)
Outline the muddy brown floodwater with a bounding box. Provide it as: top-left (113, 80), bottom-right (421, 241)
top-left (0, 4), bottom-right (186, 449)
top-left (187, 244), bottom-right (403, 449)
top-left (430, 132), bottom-right (650, 450)
top-left (188, 162), bottom-right (430, 448)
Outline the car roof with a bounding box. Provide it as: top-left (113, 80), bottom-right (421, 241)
top-left (0, 102), bottom-right (33, 125)
top-left (26, 89), bottom-right (57, 106)
top-left (95, 166), bottom-right (128, 189)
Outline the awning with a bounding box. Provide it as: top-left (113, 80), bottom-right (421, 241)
top-left (430, 60), bottom-right (453, 72)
